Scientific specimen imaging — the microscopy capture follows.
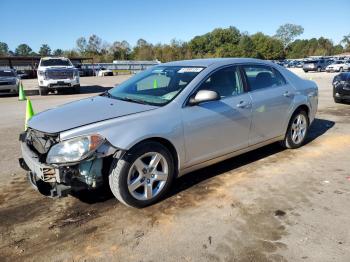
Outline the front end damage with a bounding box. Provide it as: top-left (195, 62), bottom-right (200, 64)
top-left (18, 128), bottom-right (120, 198)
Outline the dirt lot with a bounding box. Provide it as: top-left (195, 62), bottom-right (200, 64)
top-left (0, 70), bottom-right (349, 262)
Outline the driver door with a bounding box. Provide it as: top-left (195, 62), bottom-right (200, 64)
top-left (181, 66), bottom-right (252, 168)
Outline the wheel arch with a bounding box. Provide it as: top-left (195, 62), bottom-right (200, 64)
top-left (128, 137), bottom-right (180, 176)
top-left (283, 103), bottom-right (311, 138)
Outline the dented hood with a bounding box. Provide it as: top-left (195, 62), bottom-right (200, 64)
top-left (28, 96), bottom-right (158, 134)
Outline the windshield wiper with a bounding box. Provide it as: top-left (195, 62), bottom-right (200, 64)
top-left (120, 96), bottom-right (149, 105)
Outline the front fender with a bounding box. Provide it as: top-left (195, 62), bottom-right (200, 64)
top-left (60, 104), bottom-right (185, 169)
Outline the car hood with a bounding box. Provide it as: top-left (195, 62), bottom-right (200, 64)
top-left (28, 96), bottom-right (158, 134)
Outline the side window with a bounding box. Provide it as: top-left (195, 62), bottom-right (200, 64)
top-left (242, 65), bottom-right (286, 91)
top-left (197, 66), bottom-right (244, 98)
top-left (136, 74), bottom-right (170, 91)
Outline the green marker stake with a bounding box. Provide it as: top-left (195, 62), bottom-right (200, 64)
top-left (153, 79), bottom-right (158, 89)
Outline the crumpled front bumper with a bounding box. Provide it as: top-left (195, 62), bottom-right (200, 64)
top-left (19, 141), bottom-right (73, 197)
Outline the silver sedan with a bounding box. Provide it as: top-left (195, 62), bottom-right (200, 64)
top-left (20, 58), bottom-right (318, 207)
top-left (0, 69), bottom-right (19, 94)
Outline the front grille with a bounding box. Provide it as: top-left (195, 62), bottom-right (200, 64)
top-left (47, 70), bottom-right (74, 80)
top-left (24, 129), bottom-right (59, 162)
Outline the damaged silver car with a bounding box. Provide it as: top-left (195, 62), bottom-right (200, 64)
top-left (19, 58), bottom-right (318, 208)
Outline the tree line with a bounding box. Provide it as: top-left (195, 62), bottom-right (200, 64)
top-left (1, 24), bottom-right (349, 62)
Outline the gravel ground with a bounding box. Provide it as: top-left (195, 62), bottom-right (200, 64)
top-left (0, 69), bottom-right (349, 262)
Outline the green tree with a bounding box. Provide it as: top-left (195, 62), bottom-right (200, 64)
top-left (341, 34), bottom-right (350, 51)
top-left (76, 37), bottom-right (87, 54)
top-left (87, 34), bottom-right (102, 54)
top-left (38, 44), bottom-right (51, 56)
top-left (52, 49), bottom-right (64, 56)
top-left (275, 24), bottom-right (304, 49)
top-left (110, 40), bottom-right (131, 60)
top-left (251, 32), bottom-right (284, 59)
top-left (132, 39), bottom-right (154, 60)
top-left (15, 44), bottom-right (32, 56)
top-left (238, 34), bottom-right (256, 57)
top-left (333, 45), bottom-right (344, 55)
top-left (0, 42), bottom-right (9, 55)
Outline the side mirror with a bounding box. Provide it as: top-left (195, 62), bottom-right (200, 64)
top-left (189, 90), bottom-right (220, 106)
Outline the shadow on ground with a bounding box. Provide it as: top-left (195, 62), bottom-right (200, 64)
top-left (73, 118), bottom-right (334, 205)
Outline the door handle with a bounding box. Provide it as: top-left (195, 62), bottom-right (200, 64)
top-left (237, 100), bottom-right (251, 109)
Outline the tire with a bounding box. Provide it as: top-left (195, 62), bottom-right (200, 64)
top-left (109, 141), bottom-right (175, 208)
top-left (74, 85), bottom-right (81, 94)
top-left (303, 70), bottom-right (308, 73)
top-left (334, 97), bottom-right (343, 103)
top-left (281, 110), bottom-right (309, 149)
top-left (39, 86), bottom-right (48, 96)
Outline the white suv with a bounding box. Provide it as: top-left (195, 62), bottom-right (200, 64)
top-left (37, 57), bottom-right (80, 95)
top-left (326, 61), bottom-right (350, 72)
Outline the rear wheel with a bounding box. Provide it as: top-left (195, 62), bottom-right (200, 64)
top-left (39, 86), bottom-right (48, 96)
top-left (281, 110), bottom-right (309, 149)
top-left (109, 141), bottom-right (175, 208)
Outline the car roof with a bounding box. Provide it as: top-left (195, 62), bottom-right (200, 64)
top-left (162, 58), bottom-right (273, 67)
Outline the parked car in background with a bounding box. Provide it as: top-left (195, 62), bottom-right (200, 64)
top-left (0, 69), bottom-right (20, 95)
top-left (16, 70), bottom-right (30, 79)
top-left (20, 58), bottom-right (318, 207)
top-left (37, 57), bottom-right (80, 95)
top-left (303, 59), bottom-right (330, 72)
top-left (97, 67), bottom-right (114, 76)
top-left (333, 72), bottom-right (350, 103)
top-left (326, 61), bottom-right (350, 72)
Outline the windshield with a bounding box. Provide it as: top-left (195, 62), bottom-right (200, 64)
top-left (40, 59), bottom-right (72, 67)
top-left (107, 66), bottom-right (204, 106)
top-left (0, 70), bottom-right (15, 77)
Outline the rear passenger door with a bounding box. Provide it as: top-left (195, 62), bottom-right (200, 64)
top-left (242, 64), bottom-right (294, 145)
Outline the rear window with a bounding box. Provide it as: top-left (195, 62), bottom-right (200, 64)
top-left (242, 65), bottom-right (286, 91)
top-left (0, 70), bottom-right (15, 77)
top-left (304, 60), bottom-right (317, 64)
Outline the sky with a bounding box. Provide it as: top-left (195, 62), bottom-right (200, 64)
top-left (1, 0), bottom-right (349, 52)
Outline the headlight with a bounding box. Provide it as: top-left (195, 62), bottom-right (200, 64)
top-left (46, 134), bottom-right (104, 164)
top-left (37, 71), bottom-right (48, 80)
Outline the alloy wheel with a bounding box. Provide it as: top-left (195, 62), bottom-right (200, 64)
top-left (291, 114), bottom-right (307, 144)
top-left (127, 152), bottom-right (169, 201)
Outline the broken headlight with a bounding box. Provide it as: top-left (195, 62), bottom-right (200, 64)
top-left (46, 135), bottom-right (104, 164)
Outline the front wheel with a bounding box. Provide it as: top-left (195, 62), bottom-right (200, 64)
top-left (109, 141), bottom-right (175, 208)
top-left (74, 85), bottom-right (81, 94)
top-left (281, 110), bottom-right (309, 149)
top-left (334, 97), bottom-right (343, 103)
top-left (39, 86), bottom-right (48, 96)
